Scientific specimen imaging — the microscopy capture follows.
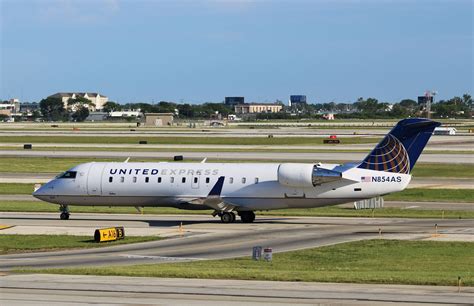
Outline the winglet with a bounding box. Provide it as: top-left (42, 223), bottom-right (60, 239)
top-left (208, 176), bottom-right (225, 197)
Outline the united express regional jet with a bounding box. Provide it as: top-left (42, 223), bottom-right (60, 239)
top-left (33, 118), bottom-right (440, 223)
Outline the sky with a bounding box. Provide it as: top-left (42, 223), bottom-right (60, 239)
top-left (0, 0), bottom-right (472, 104)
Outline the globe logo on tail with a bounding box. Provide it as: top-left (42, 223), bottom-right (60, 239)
top-left (359, 134), bottom-right (410, 174)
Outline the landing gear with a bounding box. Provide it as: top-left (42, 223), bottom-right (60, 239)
top-left (59, 205), bottom-right (70, 220)
top-left (239, 211), bottom-right (255, 223)
top-left (220, 212), bottom-right (235, 223)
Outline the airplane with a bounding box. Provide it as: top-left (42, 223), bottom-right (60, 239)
top-left (33, 118), bottom-right (440, 223)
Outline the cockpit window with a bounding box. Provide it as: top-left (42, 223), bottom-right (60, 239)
top-left (58, 171), bottom-right (77, 179)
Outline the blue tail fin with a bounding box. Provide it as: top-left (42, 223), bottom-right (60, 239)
top-left (358, 118), bottom-right (441, 174)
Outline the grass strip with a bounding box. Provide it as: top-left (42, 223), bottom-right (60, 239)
top-left (1, 146), bottom-right (471, 155)
top-left (1, 201), bottom-right (472, 218)
top-left (0, 135), bottom-right (381, 145)
top-left (0, 234), bottom-right (161, 255)
top-left (20, 240), bottom-right (474, 286)
top-left (384, 188), bottom-right (474, 203)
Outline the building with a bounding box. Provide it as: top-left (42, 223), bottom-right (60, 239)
top-left (0, 100), bottom-right (19, 117)
top-left (86, 112), bottom-right (109, 122)
top-left (110, 110), bottom-right (142, 118)
top-left (144, 113), bottom-right (174, 126)
top-left (48, 92), bottom-right (108, 111)
top-left (225, 97), bottom-right (244, 106)
top-left (289, 95), bottom-right (307, 107)
top-left (234, 103), bottom-right (283, 114)
top-left (19, 102), bottom-right (39, 113)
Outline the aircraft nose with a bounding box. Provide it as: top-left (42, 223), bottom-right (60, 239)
top-left (32, 182), bottom-right (53, 198)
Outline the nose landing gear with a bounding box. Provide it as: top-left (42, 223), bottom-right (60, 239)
top-left (59, 205), bottom-right (70, 220)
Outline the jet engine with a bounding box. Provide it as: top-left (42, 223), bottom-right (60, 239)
top-left (277, 163), bottom-right (342, 188)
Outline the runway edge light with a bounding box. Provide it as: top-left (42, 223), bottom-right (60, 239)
top-left (94, 227), bottom-right (125, 243)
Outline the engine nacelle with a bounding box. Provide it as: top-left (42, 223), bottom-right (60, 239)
top-left (278, 163), bottom-right (315, 188)
top-left (278, 163), bottom-right (342, 188)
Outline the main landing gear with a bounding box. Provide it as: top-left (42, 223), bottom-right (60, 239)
top-left (215, 211), bottom-right (256, 223)
top-left (220, 212), bottom-right (236, 223)
top-left (59, 205), bottom-right (70, 220)
top-left (238, 211), bottom-right (256, 223)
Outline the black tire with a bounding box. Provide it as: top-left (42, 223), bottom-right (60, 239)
top-left (240, 211), bottom-right (255, 223)
top-left (60, 212), bottom-right (69, 220)
top-left (230, 212), bottom-right (236, 223)
top-left (221, 212), bottom-right (233, 223)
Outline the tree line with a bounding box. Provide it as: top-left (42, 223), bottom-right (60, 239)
top-left (30, 92), bottom-right (474, 122)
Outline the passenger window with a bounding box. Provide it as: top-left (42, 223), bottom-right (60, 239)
top-left (158, 177), bottom-right (162, 183)
top-left (229, 177), bottom-right (234, 184)
top-left (182, 177), bottom-right (186, 183)
top-left (145, 177), bottom-right (149, 183)
top-left (194, 177), bottom-right (199, 183)
top-left (120, 177), bottom-right (124, 183)
top-left (170, 177), bottom-right (175, 183)
top-left (133, 177), bottom-right (137, 183)
top-left (109, 177), bottom-right (113, 183)
top-left (205, 177), bottom-right (210, 184)
top-left (255, 178), bottom-right (259, 184)
top-left (242, 177), bottom-right (246, 184)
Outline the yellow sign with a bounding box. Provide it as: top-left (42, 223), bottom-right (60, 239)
top-left (94, 227), bottom-right (125, 242)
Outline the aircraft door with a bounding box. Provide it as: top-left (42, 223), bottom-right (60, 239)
top-left (191, 176), bottom-right (200, 189)
top-left (87, 163), bottom-right (106, 195)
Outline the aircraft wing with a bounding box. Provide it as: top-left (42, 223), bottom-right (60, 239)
top-left (187, 176), bottom-right (237, 212)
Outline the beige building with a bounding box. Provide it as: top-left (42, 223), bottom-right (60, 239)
top-left (48, 92), bottom-right (108, 111)
top-left (234, 103), bottom-right (283, 114)
top-left (144, 113), bottom-right (174, 127)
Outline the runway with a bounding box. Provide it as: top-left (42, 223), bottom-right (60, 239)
top-left (1, 213), bottom-right (472, 271)
top-left (2, 274), bottom-right (473, 305)
top-left (1, 149), bottom-right (473, 163)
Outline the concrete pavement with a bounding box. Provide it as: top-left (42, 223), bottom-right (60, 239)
top-left (1, 149), bottom-right (473, 163)
top-left (1, 274), bottom-right (473, 305)
top-left (1, 213), bottom-right (472, 270)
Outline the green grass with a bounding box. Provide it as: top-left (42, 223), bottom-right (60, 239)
top-left (411, 163), bottom-right (474, 178)
top-left (0, 234), bottom-right (161, 255)
top-left (1, 145), bottom-right (471, 155)
top-left (21, 240), bottom-right (474, 286)
top-left (1, 200), bottom-right (472, 219)
top-left (0, 183), bottom-right (35, 194)
top-left (0, 135), bottom-right (381, 145)
top-left (384, 188), bottom-right (474, 203)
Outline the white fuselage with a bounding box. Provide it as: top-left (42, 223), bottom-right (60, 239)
top-left (33, 161), bottom-right (411, 211)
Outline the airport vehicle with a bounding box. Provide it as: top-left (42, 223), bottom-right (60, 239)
top-left (33, 118), bottom-right (440, 223)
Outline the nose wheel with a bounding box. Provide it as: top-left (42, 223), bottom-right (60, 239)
top-left (59, 205), bottom-right (70, 220)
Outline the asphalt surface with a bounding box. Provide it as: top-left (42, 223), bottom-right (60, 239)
top-left (1, 213), bottom-right (472, 271)
top-left (1, 149), bottom-right (473, 163)
top-left (2, 274), bottom-right (473, 305)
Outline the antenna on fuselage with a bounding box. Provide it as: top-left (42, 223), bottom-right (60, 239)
top-left (201, 158), bottom-right (207, 163)
top-left (124, 157), bottom-right (130, 163)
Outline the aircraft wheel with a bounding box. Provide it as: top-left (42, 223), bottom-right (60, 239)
top-left (60, 212), bottom-right (70, 220)
top-left (240, 211), bottom-right (255, 223)
top-left (220, 212), bottom-right (234, 223)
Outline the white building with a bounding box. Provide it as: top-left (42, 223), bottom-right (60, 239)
top-left (48, 92), bottom-right (108, 111)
